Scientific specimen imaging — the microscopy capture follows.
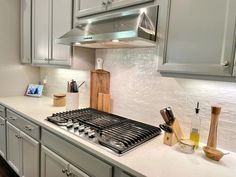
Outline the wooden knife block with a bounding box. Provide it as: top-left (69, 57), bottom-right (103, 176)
top-left (163, 119), bottom-right (185, 146)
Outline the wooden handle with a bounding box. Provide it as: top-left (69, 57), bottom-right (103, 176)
top-left (207, 106), bottom-right (221, 148)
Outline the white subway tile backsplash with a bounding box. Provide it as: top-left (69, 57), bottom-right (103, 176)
top-left (40, 68), bottom-right (90, 108)
top-left (96, 48), bottom-right (236, 152)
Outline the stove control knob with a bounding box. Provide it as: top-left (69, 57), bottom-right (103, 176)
top-left (66, 120), bottom-right (73, 129)
top-left (73, 123), bottom-right (79, 129)
top-left (88, 130), bottom-right (95, 138)
top-left (78, 124), bottom-right (85, 132)
top-left (84, 127), bottom-right (91, 134)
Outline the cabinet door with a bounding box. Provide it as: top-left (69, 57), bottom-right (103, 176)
top-left (69, 164), bottom-right (90, 177)
top-left (107, 0), bottom-right (153, 11)
top-left (0, 117), bottom-right (6, 159)
top-left (158, 0), bottom-right (236, 76)
top-left (75, 0), bottom-right (153, 17)
top-left (41, 146), bottom-right (69, 177)
top-left (6, 123), bottom-right (21, 176)
top-left (75, 0), bottom-right (105, 17)
top-left (32, 0), bottom-right (50, 64)
top-left (50, 0), bottom-right (72, 66)
top-left (21, 131), bottom-right (39, 177)
top-left (21, 0), bottom-right (32, 64)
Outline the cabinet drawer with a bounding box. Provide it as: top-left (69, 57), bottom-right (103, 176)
top-left (42, 129), bottom-right (112, 177)
top-left (0, 105), bottom-right (5, 118)
top-left (6, 110), bottom-right (40, 140)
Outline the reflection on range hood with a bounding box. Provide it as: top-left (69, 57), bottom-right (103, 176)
top-left (56, 5), bottom-right (159, 48)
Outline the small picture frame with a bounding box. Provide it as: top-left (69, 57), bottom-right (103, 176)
top-left (26, 84), bottom-right (44, 97)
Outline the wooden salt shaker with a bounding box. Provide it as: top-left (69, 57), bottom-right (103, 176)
top-left (207, 106), bottom-right (221, 148)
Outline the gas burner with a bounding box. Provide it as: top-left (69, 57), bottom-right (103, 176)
top-left (47, 108), bottom-right (161, 155)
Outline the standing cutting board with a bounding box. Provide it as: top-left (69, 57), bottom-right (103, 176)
top-left (90, 70), bottom-right (110, 109)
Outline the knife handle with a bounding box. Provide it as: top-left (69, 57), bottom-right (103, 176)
top-left (160, 109), bottom-right (171, 125)
top-left (165, 107), bottom-right (175, 124)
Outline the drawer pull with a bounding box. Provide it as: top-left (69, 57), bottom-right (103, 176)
top-left (24, 126), bottom-right (33, 131)
top-left (8, 117), bottom-right (16, 121)
top-left (0, 123), bottom-right (4, 126)
top-left (0, 110), bottom-right (3, 112)
top-left (66, 171), bottom-right (72, 177)
top-left (15, 135), bottom-right (22, 139)
top-left (62, 169), bottom-right (67, 173)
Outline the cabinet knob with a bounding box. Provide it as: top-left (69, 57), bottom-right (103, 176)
top-left (221, 60), bottom-right (230, 67)
top-left (24, 125), bottom-right (33, 131)
top-left (15, 135), bottom-right (22, 139)
top-left (66, 171), bottom-right (72, 177)
top-left (8, 117), bottom-right (16, 121)
top-left (102, 1), bottom-right (106, 6)
top-left (62, 169), bottom-right (67, 173)
top-left (107, 0), bottom-right (112, 5)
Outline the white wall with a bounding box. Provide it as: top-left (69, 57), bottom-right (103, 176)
top-left (0, 0), bottom-right (39, 97)
top-left (96, 48), bottom-right (236, 152)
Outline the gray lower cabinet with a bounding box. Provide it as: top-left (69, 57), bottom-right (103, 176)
top-left (41, 129), bottom-right (112, 177)
top-left (158, 0), bottom-right (236, 76)
top-left (32, 0), bottom-right (72, 66)
top-left (41, 146), bottom-right (89, 177)
top-left (6, 122), bottom-right (39, 177)
top-left (7, 122), bottom-right (21, 175)
top-left (0, 116), bottom-right (6, 159)
top-left (21, 131), bottom-right (40, 177)
top-left (21, 0), bottom-right (32, 64)
top-left (75, 0), bottom-right (153, 17)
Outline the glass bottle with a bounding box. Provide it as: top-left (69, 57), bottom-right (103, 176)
top-left (190, 102), bottom-right (201, 148)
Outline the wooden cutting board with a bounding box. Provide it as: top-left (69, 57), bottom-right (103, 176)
top-left (90, 70), bottom-right (110, 109)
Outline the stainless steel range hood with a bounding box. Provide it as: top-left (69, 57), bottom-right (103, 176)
top-left (56, 5), bottom-right (158, 48)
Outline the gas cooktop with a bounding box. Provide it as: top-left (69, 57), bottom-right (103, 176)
top-left (47, 108), bottom-right (161, 155)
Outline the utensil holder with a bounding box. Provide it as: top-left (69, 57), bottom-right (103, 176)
top-left (66, 92), bottom-right (79, 110)
top-left (163, 119), bottom-right (185, 146)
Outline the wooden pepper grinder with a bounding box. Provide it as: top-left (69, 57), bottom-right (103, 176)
top-left (207, 106), bottom-right (221, 148)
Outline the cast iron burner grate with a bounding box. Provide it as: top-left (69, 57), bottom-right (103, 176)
top-left (47, 108), bottom-right (161, 154)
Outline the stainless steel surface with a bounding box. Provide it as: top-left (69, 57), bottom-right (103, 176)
top-left (56, 5), bottom-right (158, 48)
top-left (47, 108), bottom-right (161, 155)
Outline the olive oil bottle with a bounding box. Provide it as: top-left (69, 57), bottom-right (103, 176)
top-left (190, 102), bottom-right (201, 148)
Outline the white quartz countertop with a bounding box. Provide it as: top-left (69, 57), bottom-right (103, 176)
top-left (0, 96), bottom-right (236, 177)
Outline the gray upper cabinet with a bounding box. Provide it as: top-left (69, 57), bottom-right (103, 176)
top-left (158, 0), bottom-right (236, 76)
top-left (0, 117), bottom-right (6, 159)
top-left (50, 0), bottom-right (72, 66)
top-left (32, 0), bottom-right (72, 66)
top-left (21, 0), bottom-right (32, 64)
top-left (32, 0), bottom-right (50, 65)
top-left (75, 0), bottom-right (154, 17)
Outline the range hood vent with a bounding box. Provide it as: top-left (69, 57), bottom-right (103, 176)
top-left (56, 5), bottom-right (159, 48)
